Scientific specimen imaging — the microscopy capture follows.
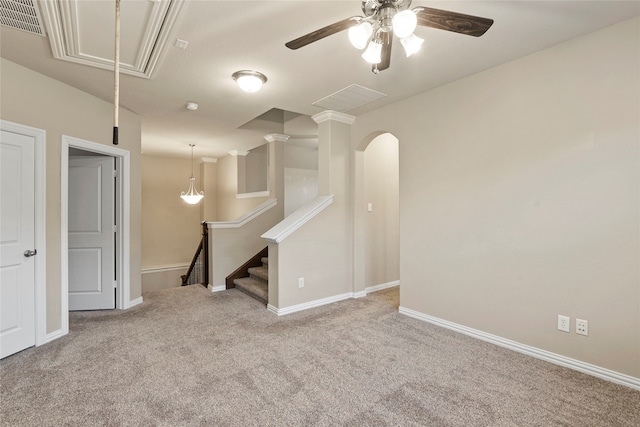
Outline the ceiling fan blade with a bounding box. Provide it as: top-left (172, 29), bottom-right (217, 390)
top-left (374, 31), bottom-right (392, 73)
top-left (286, 17), bottom-right (361, 50)
top-left (414, 7), bottom-right (493, 37)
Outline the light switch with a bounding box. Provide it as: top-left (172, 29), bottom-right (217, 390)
top-left (367, 203), bottom-right (373, 212)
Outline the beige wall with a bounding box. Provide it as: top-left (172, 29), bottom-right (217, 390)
top-left (141, 155), bottom-right (204, 290)
top-left (272, 116), bottom-right (353, 309)
top-left (0, 58), bottom-right (142, 334)
top-left (200, 160), bottom-right (217, 221)
top-left (216, 153), bottom-right (269, 221)
top-left (352, 18), bottom-right (640, 377)
top-left (363, 134), bottom-right (399, 288)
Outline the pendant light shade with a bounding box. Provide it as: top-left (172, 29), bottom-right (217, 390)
top-left (348, 21), bottom-right (373, 50)
top-left (180, 144), bottom-right (204, 205)
top-left (400, 33), bottom-right (424, 57)
top-left (362, 38), bottom-right (382, 64)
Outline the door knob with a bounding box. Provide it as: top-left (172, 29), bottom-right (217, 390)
top-left (24, 249), bottom-right (37, 257)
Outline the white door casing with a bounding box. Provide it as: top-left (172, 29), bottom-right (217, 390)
top-left (68, 155), bottom-right (115, 311)
top-left (61, 135), bottom-right (131, 339)
top-left (0, 130), bottom-right (36, 358)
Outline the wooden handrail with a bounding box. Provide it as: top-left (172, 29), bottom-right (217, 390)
top-left (181, 222), bottom-right (209, 287)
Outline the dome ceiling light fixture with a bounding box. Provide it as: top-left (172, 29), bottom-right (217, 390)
top-left (232, 70), bottom-right (267, 92)
top-left (180, 144), bottom-right (204, 205)
top-left (286, 0), bottom-right (494, 74)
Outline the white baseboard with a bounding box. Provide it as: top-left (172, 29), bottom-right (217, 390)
top-left (366, 280), bottom-right (399, 294)
top-left (399, 306), bottom-right (640, 391)
top-left (353, 290), bottom-right (367, 298)
top-left (43, 328), bottom-right (67, 345)
top-left (129, 296), bottom-right (143, 307)
top-left (268, 281), bottom-right (401, 315)
top-left (208, 284), bottom-right (226, 293)
top-left (268, 292), bottom-right (353, 316)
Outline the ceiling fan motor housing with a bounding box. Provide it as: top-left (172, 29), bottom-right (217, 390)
top-left (362, 0), bottom-right (412, 17)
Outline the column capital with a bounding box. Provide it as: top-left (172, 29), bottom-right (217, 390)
top-left (228, 150), bottom-right (249, 157)
top-left (312, 110), bottom-right (356, 125)
top-left (264, 133), bottom-right (290, 143)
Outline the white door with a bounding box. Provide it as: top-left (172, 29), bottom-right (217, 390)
top-left (0, 130), bottom-right (36, 358)
top-left (68, 155), bottom-right (115, 311)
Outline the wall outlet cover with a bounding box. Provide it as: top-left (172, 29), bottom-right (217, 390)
top-left (557, 315), bottom-right (570, 332)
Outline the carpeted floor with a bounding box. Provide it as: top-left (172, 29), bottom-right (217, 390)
top-left (1, 285), bottom-right (639, 426)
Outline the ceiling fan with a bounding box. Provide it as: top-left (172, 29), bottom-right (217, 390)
top-left (285, 0), bottom-right (493, 74)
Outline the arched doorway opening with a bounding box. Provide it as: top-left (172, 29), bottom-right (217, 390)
top-left (354, 132), bottom-right (399, 298)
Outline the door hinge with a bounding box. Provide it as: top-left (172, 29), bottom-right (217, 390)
top-left (113, 280), bottom-right (118, 289)
top-left (113, 170), bottom-right (119, 178)
top-left (113, 225), bottom-right (118, 233)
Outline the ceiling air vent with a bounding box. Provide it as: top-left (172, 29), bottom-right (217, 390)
top-left (313, 84), bottom-right (387, 112)
top-left (0, 0), bottom-right (46, 36)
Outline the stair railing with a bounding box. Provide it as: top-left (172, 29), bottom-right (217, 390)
top-left (181, 221), bottom-right (209, 286)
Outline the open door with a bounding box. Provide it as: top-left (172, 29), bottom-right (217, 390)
top-left (0, 130), bottom-right (36, 358)
top-left (68, 154), bottom-right (116, 311)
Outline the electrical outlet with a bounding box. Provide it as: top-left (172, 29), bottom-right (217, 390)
top-left (557, 315), bottom-right (570, 333)
top-left (298, 277), bottom-right (304, 288)
top-left (576, 319), bottom-right (588, 336)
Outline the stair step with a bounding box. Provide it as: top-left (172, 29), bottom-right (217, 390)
top-left (261, 257), bottom-right (269, 267)
top-left (247, 266), bottom-right (269, 281)
top-left (233, 277), bottom-right (268, 304)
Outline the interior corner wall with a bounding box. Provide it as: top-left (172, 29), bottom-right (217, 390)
top-left (351, 17), bottom-right (640, 378)
top-left (215, 154), bottom-right (269, 221)
top-left (363, 134), bottom-right (399, 288)
top-left (141, 155), bottom-right (203, 290)
top-left (0, 58), bottom-right (143, 334)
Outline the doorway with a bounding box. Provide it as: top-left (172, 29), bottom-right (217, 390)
top-left (354, 132), bottom-right (400, 296)
top-left (68, 149), bottom-right (116, 310)
top-left (61, 136), bottom-right (131, 331)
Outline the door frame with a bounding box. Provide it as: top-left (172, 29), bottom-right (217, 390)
top-left (0, 120), bottom-right (47, 347)
top-left (61, 135), bottom-right (130, 330)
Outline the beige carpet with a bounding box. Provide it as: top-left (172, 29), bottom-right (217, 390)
top-left (1, 285), bottom-right (639, 426)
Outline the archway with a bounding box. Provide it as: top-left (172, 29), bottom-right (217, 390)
top-left (353, 132), bottom-right (400, 297)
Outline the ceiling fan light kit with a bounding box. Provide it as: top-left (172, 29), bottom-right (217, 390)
top-left (285, 0), bottom-right (493, 73)
top-left (232, 70), bottom-right (267, 92)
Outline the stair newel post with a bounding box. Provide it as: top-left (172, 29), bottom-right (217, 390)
top-left (202, 221), bottom-right (209, 288)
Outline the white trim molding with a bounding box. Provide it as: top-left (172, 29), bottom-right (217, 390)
top-left (208, 284), bottom-right (226, 293)
top-left (264, 133), bottom-right (290, 143)
top-left (399, 307), bottom-right (640, 391)
top-left (366, 280), bottom-right (399, 294)
top-left (262, 195), bottom-right (333, 243)
top-left (268, 292), bottom-right (353, 316)
top-left (141, 264), bottom-right (189, 275)
top-left (61, 135), bottom-right (132, 327)
top-left (39, 0), bottom-right (184, 79)
top-left (129, 297), bottom-right (144, 307)
top-left (0, 120), bottom-right (47, 347)
top-left (236, 190), bottom-right (270, 199)
top-left (228, 150), bottom-right (249, 157)
top-left (208, 199), bottom-right (277, 229)
top-left (312, 110), bottom-right (356, 125)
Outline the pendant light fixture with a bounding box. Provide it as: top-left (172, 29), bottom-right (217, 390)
top-left (180, 144), bottom-right (204, 205)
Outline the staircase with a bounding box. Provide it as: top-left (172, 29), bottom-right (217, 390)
top-left (233, 257), bottom-right (269, 304)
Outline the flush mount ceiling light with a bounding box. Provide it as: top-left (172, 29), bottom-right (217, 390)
top-left (186, 101), bottom-right (198, 111)
top-left (232, 70), bottom-right (267, 92)
top-left (286, 0), bottom-right (493, 74)
top-left (180, 144), bottom-right (204, 205)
